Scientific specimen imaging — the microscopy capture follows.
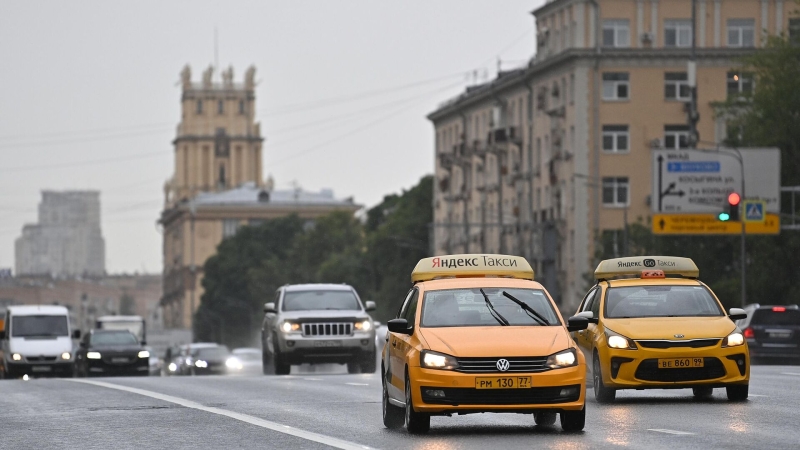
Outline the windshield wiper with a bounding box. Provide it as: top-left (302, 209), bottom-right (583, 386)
top-left (502, 291), bottom-right (550, 326)
top-left (480, 288), bottom-right (509, 326)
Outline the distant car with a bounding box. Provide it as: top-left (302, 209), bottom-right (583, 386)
top-left (145, 346), bottom-right (162, 376)
top-left (75, 330), bottom-right (149, 377)
top-left (261, 283), bottom-right (377, 375)
top-left (182, 344), bottom-right (242, 376)
top-left (737, 304), bottom-right (800, 363)
top-left (232, 348), bottom-right (262, 373)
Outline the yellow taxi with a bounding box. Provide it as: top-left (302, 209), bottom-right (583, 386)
top-left (381, 254), bottom-right (590, 433)
top-left (574, 256), bottom-right (750, 403)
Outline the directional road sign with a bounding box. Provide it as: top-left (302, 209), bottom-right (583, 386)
top-left (743, 200), bottom-right (766, 223)
top-left (651, 148), bottom-right (780, 214)
top-left (652, 213), bottom-right (780, 235)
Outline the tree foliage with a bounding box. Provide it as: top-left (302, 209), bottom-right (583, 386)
top-left (194, 176), bottom-right (433, 347)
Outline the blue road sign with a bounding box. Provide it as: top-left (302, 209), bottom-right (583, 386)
top-left (743, 200), bottom-right (766, 223)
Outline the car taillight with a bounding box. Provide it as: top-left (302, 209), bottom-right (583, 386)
top-left (743, 328), bottom-right (755, 339)
top-left (773, 306), bottom-right (786, 312)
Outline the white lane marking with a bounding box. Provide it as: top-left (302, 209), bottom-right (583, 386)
top-left (345, 382), bottom-right (369, 386)
top-left (65, 379), bottom-right (373, 450)
top-left (780, 372), bottom-right (800, 376)
top-left (648, 429), bottom-right (696, 436)
top-left (303, 377), bottom-right (323, 381)
top-left (749, 394), bottom-right (768, 397)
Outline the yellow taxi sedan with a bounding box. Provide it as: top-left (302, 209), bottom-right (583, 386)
top-left (381, 254), bottom-right (590, 433)
top-left (573, 256), bottom-right (749, 403)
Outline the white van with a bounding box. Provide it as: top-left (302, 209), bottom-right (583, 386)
top-left (0, 305), bottom-right (80, 378)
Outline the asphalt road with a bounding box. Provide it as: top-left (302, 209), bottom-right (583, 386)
top-left (2, 363), bottom-right (800, 450)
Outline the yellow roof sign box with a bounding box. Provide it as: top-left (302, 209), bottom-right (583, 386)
top-left (411, 254), bottom-right (534, 283)
top-left (594, 256), bottom-right (699, 280)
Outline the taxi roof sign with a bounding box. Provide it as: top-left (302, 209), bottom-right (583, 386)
top-left (594, 256), bottom-right (699, 280)
top-left (411, 254), bottom-right (534, 283)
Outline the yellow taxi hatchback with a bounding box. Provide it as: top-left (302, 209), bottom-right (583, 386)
top-left (574, 256), bottom-right (749, 403)
top-left (381, 254), bottom-right (590, 433)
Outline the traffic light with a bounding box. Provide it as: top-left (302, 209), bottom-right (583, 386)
top-left (718, 192), bottom-right (741, 222)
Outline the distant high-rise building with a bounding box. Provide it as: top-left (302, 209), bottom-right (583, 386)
top-left (15, 191), bottom-right (105, 276)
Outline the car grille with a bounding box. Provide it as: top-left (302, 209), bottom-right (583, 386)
top-left (302, 323), bottom-right (352, 337)
top-left (636, 339), bottom-right (721, 349)
top-left (26, 356), bottom-right (57, 362)
top-left (421, 385), bottom-right (581, 405)
top-left (634, 357), bottom-right (726, 382)
top-left (455, 356), bottom-right (549, 373)
top-left (102, 355), bottom-right (136, 365)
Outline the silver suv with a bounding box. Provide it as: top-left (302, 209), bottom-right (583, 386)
top-left (261, 283), bottom-right (377, 375)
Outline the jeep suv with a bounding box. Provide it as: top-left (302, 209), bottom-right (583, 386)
top-left (261, 284), bottom-right (377, 375)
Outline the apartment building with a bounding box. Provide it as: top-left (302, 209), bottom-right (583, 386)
top-left (428, 0), bottom-right (798, 311)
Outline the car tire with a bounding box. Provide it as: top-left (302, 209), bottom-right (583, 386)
top-left (533, 411), bottom-right (557, 426)
top-left (726, 384), bottom-right (748, 401)
top-left (361, 353), bottom-right (377, 374)
top-left (347, 361), bottom-right (361, 374)
top-left (560, 407), bottom-right (586, 432)
top-left (262, 350), bottom-right (273, 375)
top-left (382, 370), bottom-right (405, 429)
top-left (593, 354), bottom-right (616, 404)
top-left (404, 374), bottom-right (430, 434)
top-left (272, 335), bottom-right (291, 376)
top-left (692, 386), bottom-right (713, 399)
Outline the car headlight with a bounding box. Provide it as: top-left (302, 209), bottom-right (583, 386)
top-left (723, 332), bottom-right (745, 347)
top-left (420, 350), bottom-right (459, 370)
top-left (354, 320), bottom-right (372, 331)
top-left (545, 348), bottom-right (578, 369)
top-left (606, 330), bottom-right (638, 350)
top-left (11, 353), bottom-right (22, 361)
top-left (194, 360), bottom-right (208, 368)
top-left (87, 351), bottom-right (102, 360)
top-left (168, 362), bottom-right (178, 372)
top-left (225, 357), bottom-right (243, 370)
top-left (281, 321), bottom-right (300, 333)
top-left (61, 352), bottom-right (71, 360)
top-left (138, 350), bottom-right (150, 358)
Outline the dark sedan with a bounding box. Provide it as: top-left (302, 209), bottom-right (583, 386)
top-left (185, 345), bottom-right (241, 375)
top-left (738, 304), bottom-right (800, 363)
top-left (75, 330), bottom-right (149, 377)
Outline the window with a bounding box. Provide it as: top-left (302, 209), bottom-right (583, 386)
top-left (239, 100), bottom-right (245, 114)
top-left (790, 19), bottom-right (800, 45)
top-left (727, 19), bottom-right (755, 47)
top-left (602, 72), bottom-right (629, 100)
top-left (727, 71), bottom-right (753, 96)
top-left (222, 219), bottom-right (240, 238)
top-left (602, 125), bottom-right (629, 153)
top-left (664, 20), bottom-right (692, 47)
top-left (196, 99), bottom-right (203, 114)
top-left (603, 19), bottom-right (630, 47)
top-left (217, 100), bottom-right (224, 114)
top-left (664, 72), bottom-right (691, 101)
top-left (664, 125), bottom-right (690, 149)
top-left (602, 177), bottom-right (629, 206)
top-left (569, 73), bottom-right (575, 104)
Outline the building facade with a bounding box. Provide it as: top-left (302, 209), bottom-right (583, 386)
top-left (160, 66), bottom-right (361, 329)
top-left (15, 191), bottom-right (105, 277)
top-left (428, 0), bottom-right (798, 311)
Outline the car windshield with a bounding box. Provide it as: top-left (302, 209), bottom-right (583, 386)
top-left (282, 290), bottom-right (360, 311)
top-left (420, 288), bottom-right (560, 327)
top-left (751, 309), bottom-right (800, 326)
top-left (604, 285), bottom-right (724, 318)
top-left (97, 320), bottom-right (144, 341)
top-left (91, 332), bottom-right (139, 346)
top-left (195, 347), bottom-right (231, 359)
top-left (11, 315), bottom-right (69, 337)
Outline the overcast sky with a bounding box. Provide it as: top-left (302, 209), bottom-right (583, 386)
top-left (0, 0), bottom-right (543, 274)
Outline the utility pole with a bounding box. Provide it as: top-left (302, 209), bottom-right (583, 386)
top-left (687, 0), bottom-right (700, 147)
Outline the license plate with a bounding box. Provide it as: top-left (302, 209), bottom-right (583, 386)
top-left (768, 332), bottom-right (791, 339)
top-left (313, 341), bottom-right (342, 348)
top-left (657, 358), bottom-right (704, 369)
top-left (475, 376), bottom-right (532, 389)
top-left (112, 357), bottom-right (129, 363)
top-left (31, 366), bottom-right (52, 372)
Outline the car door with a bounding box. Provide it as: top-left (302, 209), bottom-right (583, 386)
top-left (387, 288), bottom-right (418, 398)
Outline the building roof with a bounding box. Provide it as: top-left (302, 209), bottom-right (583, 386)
top-left (192, 182), bottom-right (357, 208)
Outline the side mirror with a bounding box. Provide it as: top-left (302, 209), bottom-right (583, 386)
top-left (140, 340), bottom-right (147, 346)
top-left (72, 329), bottom-right (81, 339)
top-left (387, 318), bottom-right (412, 335)
top-left (728, 308), bottom-right (747, 321)
top-left (79, 341), bottom-right (87, 348)
top-left (576, 310), bottom-right (598, 324)
top-left (364, 301), bottom-right (376, 312)
top-left (566, 316), bottom-right (589, 332)
top-left (0, 330), bottom-right (5, 339)
top-left (264, 302), bottom-right (277, 314)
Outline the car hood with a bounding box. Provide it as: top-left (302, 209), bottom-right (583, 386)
top-left (89, 345), bottom-right (143, 353)
top-left (418, 326), bottom-right (570, 357)
top-left (279, 310), bottom-right (368, 321)
top-left (603, 316), bottom-right (737, 340)
top-left (9, 336), bottom-right (73, 356)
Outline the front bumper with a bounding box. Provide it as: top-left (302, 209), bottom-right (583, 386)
top-left (599, 345), bottom-right (749, 389)
top-left (6, 360), bottom-right (73, 376)
top-left (277, 333), bottom-right (375, 364)
top-left (88, 360), bottom-right (149, 376)
top-left (408, 364), bottom-right (586, 415)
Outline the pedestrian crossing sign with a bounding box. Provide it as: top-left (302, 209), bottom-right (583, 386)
top-left (743, 200), bottom-right (766, 223)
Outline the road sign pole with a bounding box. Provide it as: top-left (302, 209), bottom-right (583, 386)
top-left (739, 148), bottom-right (746, 308)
